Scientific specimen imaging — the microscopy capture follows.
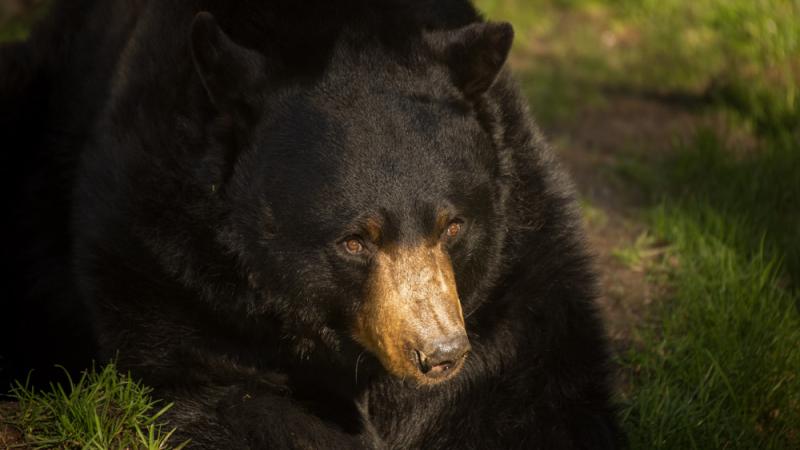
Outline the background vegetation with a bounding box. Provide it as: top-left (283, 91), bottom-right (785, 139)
top-left (2, 0), bottom-right (799, 448)
top-left (479, 0), bottom-right (799, 448)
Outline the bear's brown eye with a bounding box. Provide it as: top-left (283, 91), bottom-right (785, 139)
top-left (344, 238), bottom-right (364, 254)
top-left (446, 221), bottom-right (462, 238)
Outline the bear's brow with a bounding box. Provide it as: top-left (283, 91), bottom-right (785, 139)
top-left (365, 216), bottom-right (382, 242)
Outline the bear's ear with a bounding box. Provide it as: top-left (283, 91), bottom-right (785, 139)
top-left (190, 12), bottom-right (266, 109)
top-left (434, 22), bottom-right (514, 99)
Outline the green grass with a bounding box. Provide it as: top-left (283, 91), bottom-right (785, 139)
top-left (612, 231), bottom-right (667, 273)
top-left (618, 0), bottom-right (800, 137)
top-left (620, 135), bottom-right (800, 449)
top-left (481, 0), bottom-right (800, 132)
top-left (5, 363), bottom-right (187, 449)
top-left (479, 0), bottom-right (625, 124)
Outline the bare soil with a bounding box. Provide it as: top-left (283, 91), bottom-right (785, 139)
top-left (0, 402), bottom-right (25, 449)
top-left (545, 93), bottom-right (710, 349)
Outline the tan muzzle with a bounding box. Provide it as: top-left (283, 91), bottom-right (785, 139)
top-left (352, 243), bottom-right (470, 384)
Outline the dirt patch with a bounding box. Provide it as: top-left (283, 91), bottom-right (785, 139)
top-left (0, 402), bottom-right (26, 449)
top-left (544, 93), bottom-right (708, 348)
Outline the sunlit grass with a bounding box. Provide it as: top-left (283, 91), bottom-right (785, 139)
top-left (480, 0), bottom-right (800, 132)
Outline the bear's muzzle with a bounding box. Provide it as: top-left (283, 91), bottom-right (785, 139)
top-left (352, 244), bottom-right (469, 384)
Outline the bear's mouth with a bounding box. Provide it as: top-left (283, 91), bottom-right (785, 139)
top-left (352, 244), bottom-right (470, 385)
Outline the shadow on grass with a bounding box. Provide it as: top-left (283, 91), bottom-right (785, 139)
top-left (616, 130), bottom-right (800, 449)
top-left (620, 130), bottom-right (800, 287)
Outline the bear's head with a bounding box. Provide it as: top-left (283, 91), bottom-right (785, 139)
top-left (188, 12), bottom-right (513, 385)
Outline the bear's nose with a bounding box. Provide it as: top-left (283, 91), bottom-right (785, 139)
top-left (415, 334), bottom-right (471, 379)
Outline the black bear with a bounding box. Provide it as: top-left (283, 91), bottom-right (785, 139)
top-left (1, 0), bottom-right (622, 448)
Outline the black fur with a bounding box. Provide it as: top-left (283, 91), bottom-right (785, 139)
top-left (1, 1), bottom-right (622, 448)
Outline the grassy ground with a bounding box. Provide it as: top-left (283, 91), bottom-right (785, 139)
top-left (623, 137), bottom-right (800, 448)
top-left (1, 363), bottom-right (186, 449)
top-left (480, 0), bottom-right (800, 448)
top-left (2, 0), bottom-right (799, 448)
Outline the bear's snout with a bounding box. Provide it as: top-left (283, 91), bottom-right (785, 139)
top-left (415, 333), bottom-right (471, 380)
top-left (352, 244), bottom-right (469, 384)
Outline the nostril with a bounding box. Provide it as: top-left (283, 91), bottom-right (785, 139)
top-left (415, 334), bottom-right (471, 378)
top-left (415, 349), bottom-right (432, 374)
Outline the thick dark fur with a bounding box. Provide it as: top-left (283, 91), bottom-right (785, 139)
top-left (1, 0), bottom-right (622, 448)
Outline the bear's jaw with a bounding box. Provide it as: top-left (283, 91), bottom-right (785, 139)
top-left (351, 244), bottom-right (470, 384)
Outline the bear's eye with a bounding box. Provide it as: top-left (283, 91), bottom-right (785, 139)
top-left (445, 221), bottom-right (462, 238)
top-left (343, 238), bottom-right (365, 255)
